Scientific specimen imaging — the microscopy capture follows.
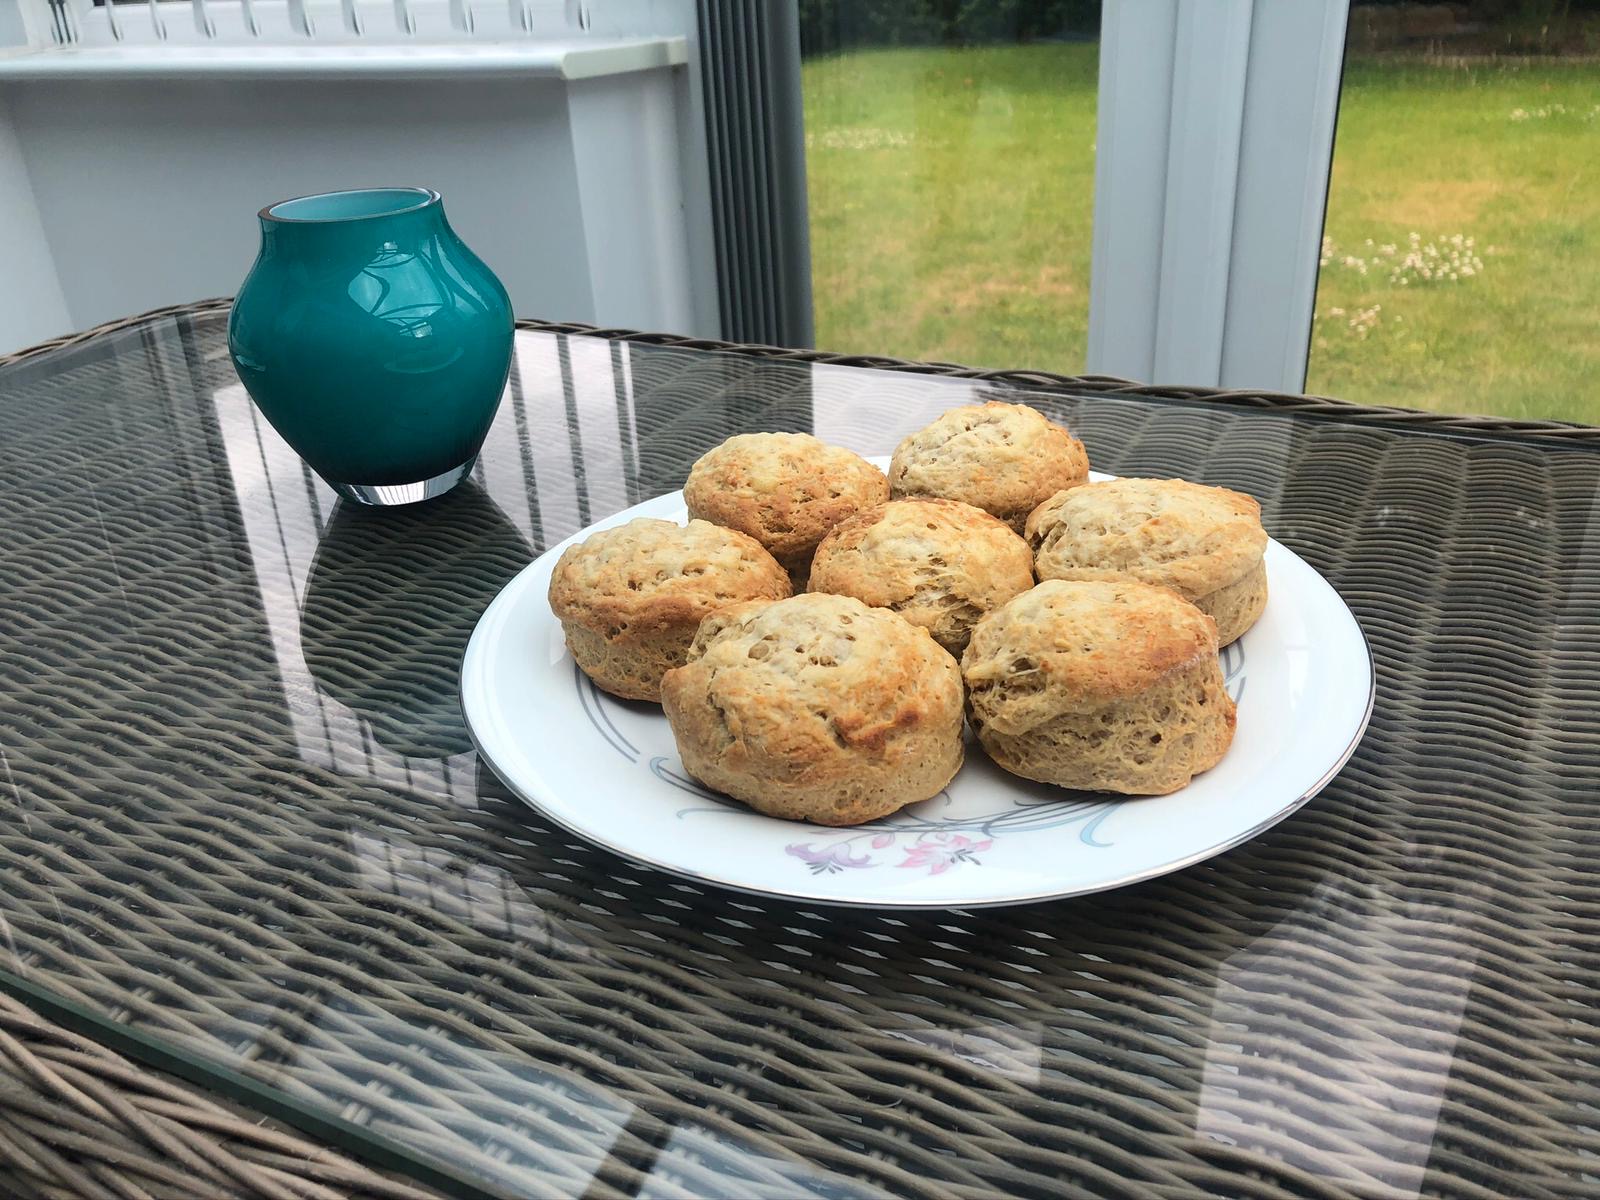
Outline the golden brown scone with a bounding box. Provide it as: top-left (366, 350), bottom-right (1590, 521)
top-left (807, 497), bottom-right (1034, 657)
top-left (888, 401), bottom-right (1089, 531)
top-left (1025, 477), bottom-right (1268, 646)
top-left (962, 580), bottom-right (1235, 795)
top-left (683, 433), bottom-right (888, 587)
top-left (660, 593), bottom-right (964, 826)
top-left (548, 518), bottom-right (790, 702)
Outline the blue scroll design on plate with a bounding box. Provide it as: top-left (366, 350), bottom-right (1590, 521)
top-left (577, 640), bottom-right (1248, 876)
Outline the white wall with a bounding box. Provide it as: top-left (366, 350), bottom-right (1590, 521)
top-left (0, 95), bottom-right (71, 352)
top-left (3, 73), bottom-right (664, 343)
top-left (586, 0), bottom-right (720, 338)
top-left (567, 68), bottom-right (696, 333)
top-left (0, 29), bottom-right (716, 353)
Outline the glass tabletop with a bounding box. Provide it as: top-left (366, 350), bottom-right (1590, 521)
top-left (1, 307), bottom-right (1597, 1200)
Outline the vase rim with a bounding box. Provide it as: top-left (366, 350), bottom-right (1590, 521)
top-left (261, 187), bottom-right (441, 225)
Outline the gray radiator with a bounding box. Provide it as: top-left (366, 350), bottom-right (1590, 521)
top-left (697, 0), bottom-right (815, 348)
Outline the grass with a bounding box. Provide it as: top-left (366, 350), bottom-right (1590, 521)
top-left (1311, 57), bottom-right (1600, 422)
top-left (803, 44), bottom-right (1098, 373)
top-left (803, 44), bottom-right (1600, 424)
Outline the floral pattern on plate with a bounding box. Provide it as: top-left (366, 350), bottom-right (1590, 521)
top-left (584, 639), bottom-right (1247, 876)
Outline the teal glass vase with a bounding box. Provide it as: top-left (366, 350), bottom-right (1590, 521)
top-left (228, 188), bottom-right (513, 506)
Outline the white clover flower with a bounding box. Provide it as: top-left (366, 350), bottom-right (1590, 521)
top-left (1377, 232), bottom-right (1487, 288)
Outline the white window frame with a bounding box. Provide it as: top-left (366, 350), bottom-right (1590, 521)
top-left (1088, 0), bottom-right (1349, 392)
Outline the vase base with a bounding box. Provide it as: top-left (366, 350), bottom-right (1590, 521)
top-left (330, 459), bottom-right (476, 507)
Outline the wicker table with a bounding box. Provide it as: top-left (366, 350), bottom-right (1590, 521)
top-left (1, 299), bottom-right (1597, 1200)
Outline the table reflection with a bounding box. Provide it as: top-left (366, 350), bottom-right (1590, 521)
top-left (1197, 866), bottom-right (1486, 1197)
top-left (300, 482), bottom-right (531, 760)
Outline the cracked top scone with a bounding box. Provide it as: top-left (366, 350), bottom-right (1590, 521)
top-left (887, 401), bottom-right (1089, 531)
top-left (683, 433), bottom-right (888, 585)
top-left (962, 579), bottom-right (1236, 795)
top-left (659, 593), bottom-right (964, 826)
top-left (807, 497), bottom-right (1034, 657)
top-left (548, 517), bottom-right (790, 701)
top-left (1024, 477), bottom-right (1268, 646)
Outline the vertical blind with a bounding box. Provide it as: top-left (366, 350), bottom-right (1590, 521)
top-left (696, 0), bottom-right (814, 349)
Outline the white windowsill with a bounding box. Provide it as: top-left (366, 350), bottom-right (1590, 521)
top-left (0, 37), bottom-right (687, 82)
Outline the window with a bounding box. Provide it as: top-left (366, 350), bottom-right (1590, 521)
top-left (800, 2), bottom-right (1102, 371)
top-left (1309, 3), bottom-right (1600, 423)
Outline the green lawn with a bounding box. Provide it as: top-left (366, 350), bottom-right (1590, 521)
top-left (803, 44), bottom-right (1099, 373)
top-left (803, 44), bottom-right (1600, 424)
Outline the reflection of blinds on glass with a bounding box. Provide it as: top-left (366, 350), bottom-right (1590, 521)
top-left (697, 0), bottom-right (814, 349)
top-left (20, 0), bottom-right (584, 46)
top-left (206, 330), bottom-right (641, 804)
top-left (211, 378), bottom-right (485, 803)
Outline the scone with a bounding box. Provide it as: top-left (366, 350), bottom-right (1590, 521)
top-left (807, 497), bottom-right (1034, 657)
top-left (1025, 477), bottom-right (1268, 646)
top-left (548, 517), bottom-right (790, 702)
top-left (683, 433), bottom-right (888, 586)
top-left (888, 401), bottom-right (1089, 531)
top-left (963, 580), bottom-right (1235, 795)
top-left (660, 593), bottom-right (964, 825)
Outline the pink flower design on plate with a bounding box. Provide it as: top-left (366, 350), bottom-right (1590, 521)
top-left (897, 834), bottom-right (993, 876)
top-left (786, 842), bottom-right (873, 875)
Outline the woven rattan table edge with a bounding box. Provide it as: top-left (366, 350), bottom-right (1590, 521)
top-left (5, 297), bottom-right (1599, 442)
top-left (0, 980), bottom-right (450, 1200)
top-left (0, 301), bottom-right (472, 1199)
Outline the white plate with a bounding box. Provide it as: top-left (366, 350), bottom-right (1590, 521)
top-left (462, 465), bottom-right (1374, 909)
